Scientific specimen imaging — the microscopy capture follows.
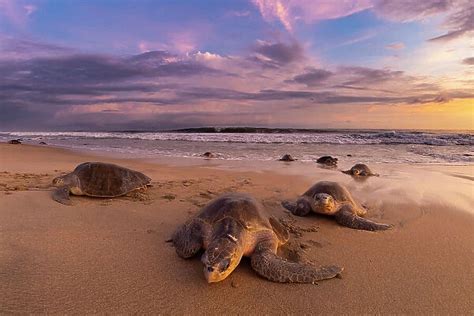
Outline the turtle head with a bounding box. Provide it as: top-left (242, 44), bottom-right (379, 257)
top-left (52, 173), bottom-right (78, 187)
top-left (52, 175), bottom-right (66, 186)
top-left (352, 168), bottom-right (360, 176)
top-left (313, 193), bottom-right (337, 215)
top-left (201, 235), bottom-right (243, 283)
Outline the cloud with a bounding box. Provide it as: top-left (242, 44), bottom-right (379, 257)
top-left (374, 0), bottom-right (451, 22)
top-left (428, 1), bottom-right (474, 42)
top-left (462, 57), bottom-right (474, 65)
top-left (1, 37), bottom-right (473, 130)
top-left (0, 42), bottom-right (228, 128)
top-left (252, 0), bottom-right (372, 32)
top-left (193, 51), bottom-right (225, 63)
top-left (252, 0), bottom-right (292, 31)
top-left (386, 42), bottom-right (406, 50)
top-left (374, 0), bottom-right (473, 42)
top-left (339, 66), bottom-right (405, 85)
top-left (252, 40), bottom-right (304, 67)
top-left (251, 0), bottom-right (473, 43)
top-left (336, 30), bottom-right (378, 47)
top-left (0, 37), bottom-right (75, 60)
top-left (285, 68), bottom-right (333, 86)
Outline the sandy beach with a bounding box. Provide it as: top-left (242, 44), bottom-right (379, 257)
top-left (0, 143), bottom-right (473, 314)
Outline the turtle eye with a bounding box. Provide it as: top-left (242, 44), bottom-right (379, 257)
top-left (219, 259), bottom-right (231, 272)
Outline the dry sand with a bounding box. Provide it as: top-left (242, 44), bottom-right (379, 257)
top-left (0, 143), bottom-right (473, 314)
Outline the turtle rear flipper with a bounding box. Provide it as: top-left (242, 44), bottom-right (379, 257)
top-left (52, 186), bottom-right (72, 205)
top-left (250, 240), bottom-right (343, 283)
top-left (335, 208), bottom-right (391, 231)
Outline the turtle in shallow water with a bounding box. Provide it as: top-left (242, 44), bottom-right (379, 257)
top-left (279, 154), bottom-right (296, 162)
top-left (316, 156), bottom-right (338, 167)
top-left (282, 181), bottom-right (391, 231)
top-left (172, 193), bottom-right (343, 283)
top-left (51, 162), bottom-right (151, 205)
top-left (202, 152), bottom-right (218, 159)
top-left (342, 163), bottom-right (379, 177)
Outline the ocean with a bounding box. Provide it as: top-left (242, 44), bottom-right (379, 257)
top-left (1, 129), bottom-right (473, 165)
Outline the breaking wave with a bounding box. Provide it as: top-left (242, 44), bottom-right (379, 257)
top-left (1, 130), bottom-right (472, 146)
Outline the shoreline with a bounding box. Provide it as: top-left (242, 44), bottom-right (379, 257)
top-left (0, 143), bottom-right (473, 313)
top-left (2, 130), bottom-right (473, 166)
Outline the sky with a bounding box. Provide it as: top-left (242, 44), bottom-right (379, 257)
top-left (0, 0), bottom-right (473, 131)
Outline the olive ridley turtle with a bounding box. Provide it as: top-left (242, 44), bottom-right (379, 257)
top-left (52, 162), bottom-right (151, 205)
top-left (172, 193), bottom-right (343, 283)
top-left (282, 181), bottom-right (391, 231)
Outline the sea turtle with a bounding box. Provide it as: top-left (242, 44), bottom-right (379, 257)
top-left (172, 193), bottom-right (343, 283)
top-left (51, 162), bottom-right (151, 205)
top-left (279, 154), bottom-right (296, 162)
top-left (282, 181), bottom-right (391, 231)
top-left (342, 163), bottom-right (379, 177)
top-left (202, 152), bottom-right (218, 158)
top-left (316, 156), bottom-right (338, 166)
top-left (7, 139), bottom-right (21, 144)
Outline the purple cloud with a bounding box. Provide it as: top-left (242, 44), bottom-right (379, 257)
top-left (252, 40), bottom-right (304, 67)
top-left (285, 68), bottom-right (333, 87)
top-left (340, 66), bottom-right (405, 85)
top-left (1, 35), bottom-right (473, 130)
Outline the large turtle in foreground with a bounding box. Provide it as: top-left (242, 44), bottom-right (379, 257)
top-left (282, 181), bottom-right (391, 231)
top-left (52, 162), bottom-right (151, 205)
top-left (172, 193), bottom-right (343, 283)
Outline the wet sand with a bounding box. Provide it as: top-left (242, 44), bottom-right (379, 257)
top-left (0, 143), bottom-right (473, 314)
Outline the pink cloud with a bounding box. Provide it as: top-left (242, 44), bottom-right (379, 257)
top-left (251, 0), bottom-right (472, 43)
top-left (251, 0), bottom-right (373, 32)
top-left (252, 0), bottom-right (292, 31)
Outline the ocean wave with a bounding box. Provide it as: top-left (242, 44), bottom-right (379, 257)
top-left (1, 130), bottom-right (473, 146)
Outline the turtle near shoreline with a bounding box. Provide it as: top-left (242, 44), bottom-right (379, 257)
top-left (282, 181), bottom-right (391, 231)
top-left (342, 163), bottom-right (379, 177)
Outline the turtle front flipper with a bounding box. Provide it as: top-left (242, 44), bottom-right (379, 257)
top-left (250, 240), bottom-right (343, 283)
top-left (52, 186), bottom-right (72, 205)
top-left (281, 200), bottom-right (296, 212)
top-left (335, 207), bottom-right (391, 231)
top-left (281, 196), bottom-right (312, 216)
top-left (172, 219), bottom-right (206, 258)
